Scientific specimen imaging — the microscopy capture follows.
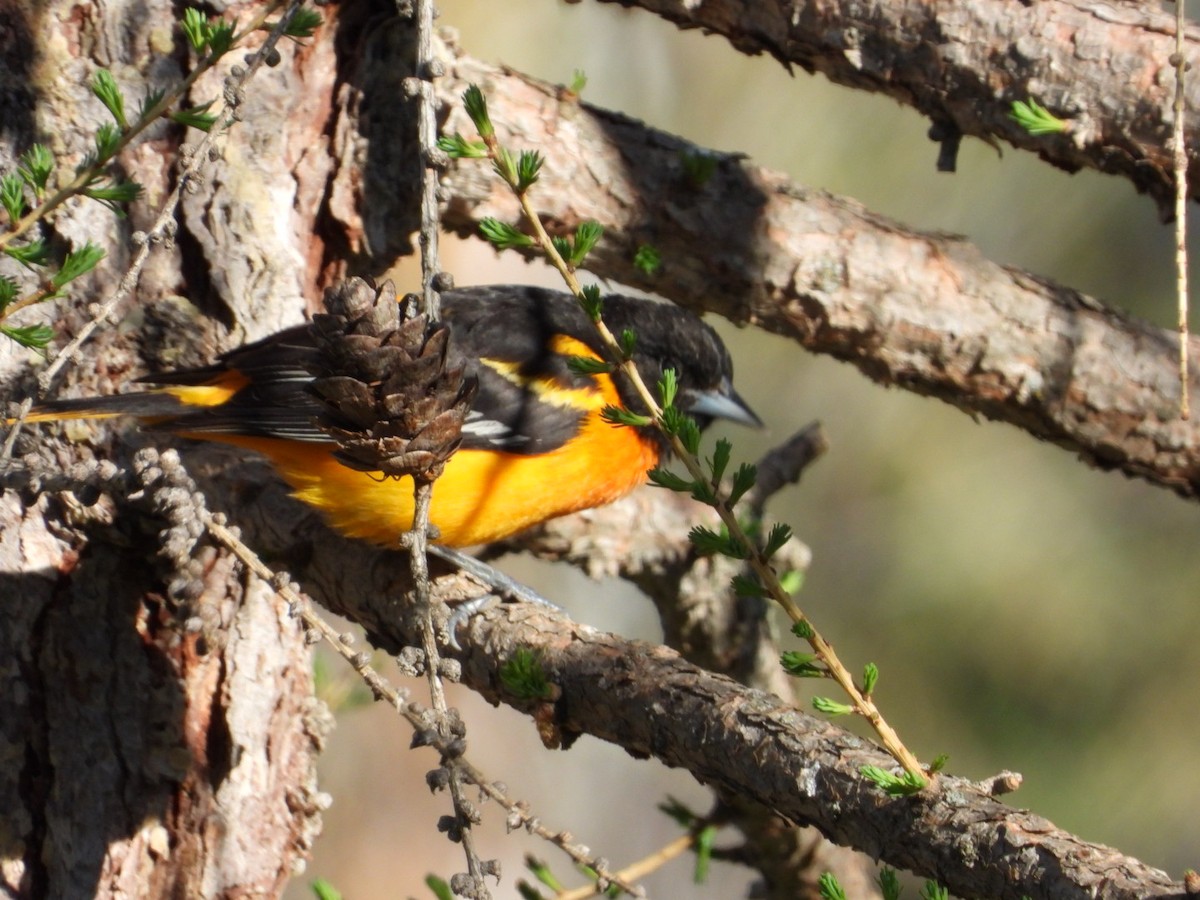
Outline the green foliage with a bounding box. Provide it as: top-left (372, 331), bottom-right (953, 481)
top-left (462, 84), bottom-right (494, 139)
top-left (731, 573), bottom-right (765, 598)
top-left (647, 466), bottom-right (693, 492)
top-left (619, 327), bottom-right (637, 359)
top-left (928, 753), bottom-right (949, 774)
top-left (658, 367), bottom-right (679, 409)
top-left (566, 354), bottom-right (612, 375)
top-left (792, 619), bottom-right (814, 640)
top-left (182, 9), bottom-right (211, 53)
top-left (52, 242), bottom-right (105, 292)
top-left (500, 648), bottom-right (554, 700)
top-left (920, 880), bottom-right (950, 900)
top-left (688, 478), bottom-right (717, 505)
top-left (524, 855), bottom-right (564, 892)
top-left (877, 867), bottom-right (903, 900)
top-left (568, 220), bottom-right (603, 266)
top-left (170, 101), bottom-right (218, 132)
top-left (781, 650), bottom-right (824, 678)
top-left (283, 7), bottom-right (323, 39)
top-left (0, 2), bottom-right (276, 355)
top-left (0, 276), bottom-right (18, 313)
top-left (601, 404), bottom-right (652, 428)
top-left (1, 175), bottom-right (24, 223)
top-left (862, 661), bottom-right (879, 695)
top-left (443, 77), bottom-right (928, 785)
top-left (491, 146), bottom-right (520, 188)
top-left (479, 217), bottom-right (533, 250)
top-left (137, 88), bottom-right (167, 122)
top-left (568, 69), bottom-right (587, 95)
top-left (436, 133), bottom-right (489, 159)
top-left (657, 795), bottom-right (699, 827)
top-left (633, 243), bottom-right (662, 276)
top-left (91, 69), bottom-right (128, 129)
top-left (579, 284), bottom-right (603, 320)
top-left (181, 8), bottom-right (235, 57)
top-left (778, 569), bottom-right (805, 594)
top-left (423, 875), bottom-right (453, 900)
top-left (309, 878), bottom-right (343, 900)
top-left (812, 696), bottom-right (854, 716)
top-left (515, 149), bottom-right (543, 191)
top-left (727, 462), bottom-right (757, 506)
top-left (550, 235), bottom-right (571, 260)
top-left (659, 404), bottom-right (700, 453)
top-left (90, 123), bottom-right (122, 164)
top-left (1, 323), bottom-right (54, 350)
top-left (18, 144), bottom-right (53, 194)
top-left (818, 872), bottom-right (848, 900)
top-left (83, 179), bottom-right (142, 213)
top-left (707, 437), bottom-right (730, 481)
top-left (1010, 98), bottom-right (1067, 135)
top-left (693, 824), bottom-right (716, 883)
top-left (688, 524), bottom-right (747, 559)
top-left (762, 522), bottom-right (792, 559)
top-left (861, 765), bottom-right (927, 796)
top-left (6, 239), bottom-right (49, 268)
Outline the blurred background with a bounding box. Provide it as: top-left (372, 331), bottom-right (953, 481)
top-left (287, 2), bottom-right (1200, 896)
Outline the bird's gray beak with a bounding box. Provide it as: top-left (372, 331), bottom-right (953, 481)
top-left (688, 381), bottom-right (763, 429)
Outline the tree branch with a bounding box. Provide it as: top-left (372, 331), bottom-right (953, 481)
top-left (422, 47), bottom-right (1200, 501)
top-left (195, 466), bottom-right (1184, 900)
top-left (590, 0), bottom-right (1200, 219)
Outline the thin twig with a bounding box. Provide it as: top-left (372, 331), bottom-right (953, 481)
top-left (557, 831), bottom-right (697, 900)
top-left (404, 0), bottom-right (492, 892)
top-left (410, 0), bottom-right (444, 322)
top-left (1173, 0), bottom-right (1190, 420)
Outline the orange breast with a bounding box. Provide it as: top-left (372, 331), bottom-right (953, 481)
top-left (218, 411), bottom-right (659, 546)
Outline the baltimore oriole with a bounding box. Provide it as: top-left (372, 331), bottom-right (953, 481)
top-left (12, 285), bottom-right (760, 546)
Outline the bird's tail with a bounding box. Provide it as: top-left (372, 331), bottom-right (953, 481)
top-left (8, 389), bottom-right (201, 426)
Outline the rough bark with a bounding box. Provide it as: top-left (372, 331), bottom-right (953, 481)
top-left (0, 1), bottom-right (335, 896)
top-left (593, 0), bottom-right (1200, 219)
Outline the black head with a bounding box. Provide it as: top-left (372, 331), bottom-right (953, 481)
top-left (440, 286), bottom-right (761, 438)
top-left (590, 294), bottom-right (761, 431)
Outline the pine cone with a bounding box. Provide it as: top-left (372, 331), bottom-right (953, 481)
top-left (308, 278), bottom-right (477, 484)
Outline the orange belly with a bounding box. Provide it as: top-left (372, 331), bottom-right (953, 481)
top-left (211, 412), bottom-right (660, 546)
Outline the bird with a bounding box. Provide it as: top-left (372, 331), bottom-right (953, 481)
top-left (11, 284), bottom-right (761, 547)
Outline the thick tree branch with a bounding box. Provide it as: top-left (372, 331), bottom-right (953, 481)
top-left (455, 613), bottom-right (1183, 900)
top-left (422, 48), bottom-right (1200, 501)
top-left (591, 0), bottom-right (1200, 218)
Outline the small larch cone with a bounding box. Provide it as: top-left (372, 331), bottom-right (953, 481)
top-left (308, 278), bottom-right (477, 484)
